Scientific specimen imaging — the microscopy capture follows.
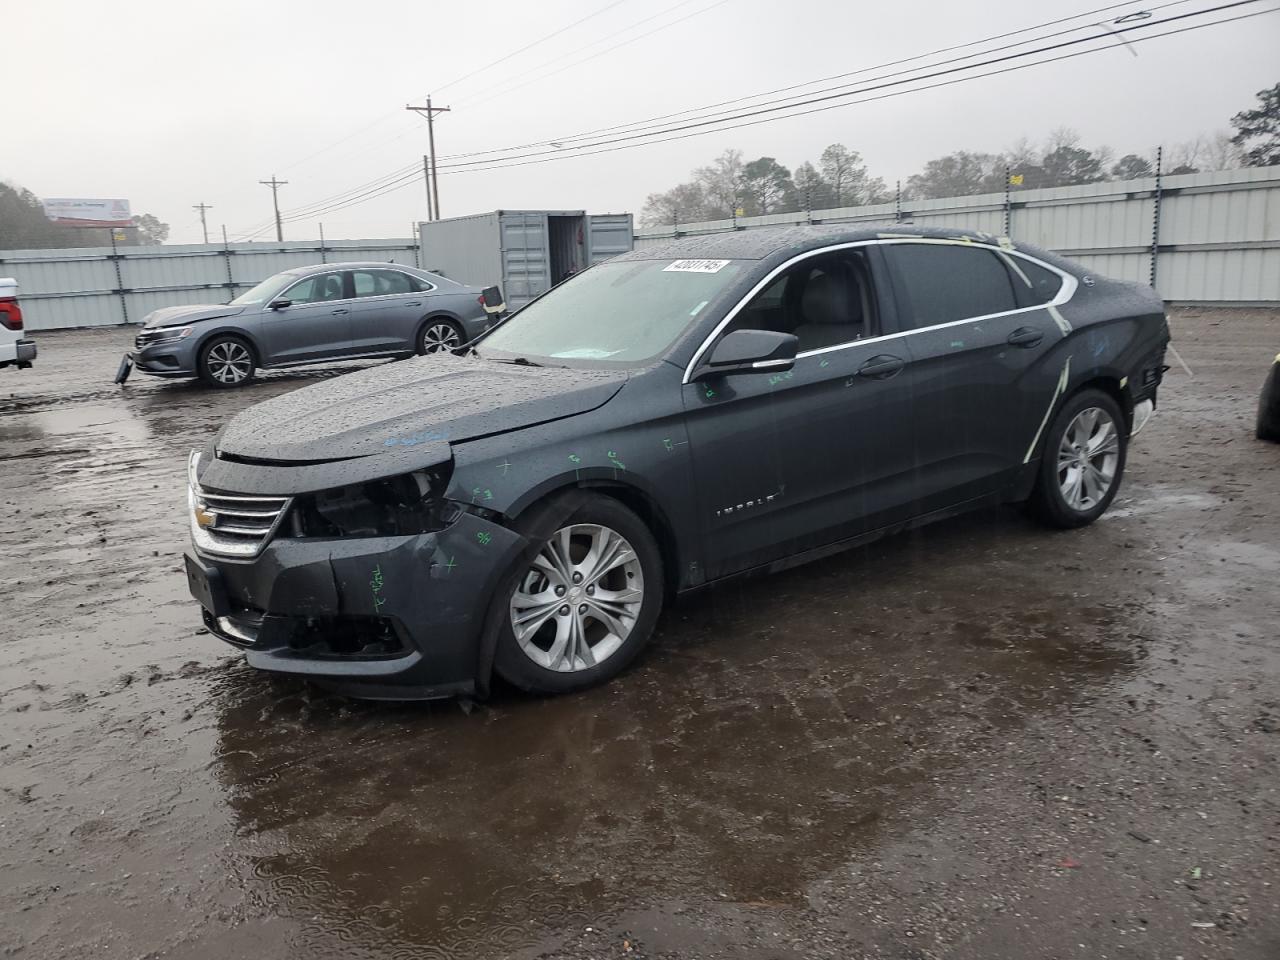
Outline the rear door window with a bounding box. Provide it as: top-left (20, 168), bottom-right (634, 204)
top-left (352, 269), bottom-right (420, 298)
top-left (884, 243), bottom-right (1019, 329)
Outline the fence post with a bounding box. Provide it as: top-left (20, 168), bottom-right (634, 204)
top-left (1003, 165), bottom-right (1012, 237)
top-left (221, 225), bottom-right (235, 300)
top-left (1150, 146), bottom-right (1163, 293)
top-left (411, 222), bottom-right (421, 267)
top-left (673, 210), bottom-right (680, 238)
top-left (895, 180), bottom-right (902, 223)
top-left (805, 189), bottom-right (812, 225)
top-left (109, 231), bottom-right (129, 325)
top-left (319, 223), bottom-right (327, 264)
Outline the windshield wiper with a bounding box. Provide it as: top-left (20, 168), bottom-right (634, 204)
top-left (489, 356), bottom-right (543, 367)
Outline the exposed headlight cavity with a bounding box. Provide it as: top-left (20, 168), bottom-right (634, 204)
top-left (292, 468), bottom-right (459, 538)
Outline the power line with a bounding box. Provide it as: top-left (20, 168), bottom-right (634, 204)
top-left (260, 2), bottom-right (1269, 226)
top-left (269, 0), bottom-right (1129, 226)
top-left (430, 4), bottom-right (1277, 179)
top-left (438, 0), bottom-right (1196, 162)
top-left (431, 0), bottom-right (1265, 173)
top-left (277, 0), bottom-right (710, 187)
top-left (429, 0), bottom-right (630, 95)
top-left (279, 168), bottom-right (425, 223)
top-left (452, 0), bottom-right (726, 108)
top-left (270, 0), bottom-right (632, 177)
top-left (273, 0), bottom-right (1199, 228)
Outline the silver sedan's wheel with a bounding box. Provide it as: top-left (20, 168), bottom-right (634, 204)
top-left (419, 320), bottom-right (461, 354)
top-left (509, 523), bottom-right (645, 673)
top-left (202, 339), bottom-right (254, 386)
top-left (1057, 406), bottom-right (1120, 512)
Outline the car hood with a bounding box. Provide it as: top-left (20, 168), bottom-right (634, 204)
top-left (216, 355), bottom-right (628, 463)
top-left (143, 304), bottom-right (246, 328)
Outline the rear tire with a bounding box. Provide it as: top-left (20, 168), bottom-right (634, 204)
top-left (198, 335), bottom-right (256, 388)
top-left (417, 318), bottom-right (463, 355)
top-left (1256, 360), bottom-right (1280, 442)
top-left (493, 494), bottom-right (664, 695)
top-left (1029, 388), bottom-right (1127, 529)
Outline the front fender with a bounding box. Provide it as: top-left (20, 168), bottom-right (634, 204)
top-left (444, 405), bottom-right (700, 587)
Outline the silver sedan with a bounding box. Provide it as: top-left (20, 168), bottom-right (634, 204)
top-left (128, 262), bottom-right (493, 387)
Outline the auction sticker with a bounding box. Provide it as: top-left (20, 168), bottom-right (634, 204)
top-left (663, 259), bottom-right (730, 273)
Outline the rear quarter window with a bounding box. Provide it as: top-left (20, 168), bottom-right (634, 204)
top-left (1000, 253), bottom-right (1064, 307)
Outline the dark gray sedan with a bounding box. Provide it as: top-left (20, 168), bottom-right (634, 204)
top-left (185, 225), bottom-right (1170, 701)
top-left (129, 262), bottom-right (491, 387)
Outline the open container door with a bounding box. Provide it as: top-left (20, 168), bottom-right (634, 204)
top-left (586, 214), bottom-right (634, 266)
top-left (499, 212), bottom-right (551, 310)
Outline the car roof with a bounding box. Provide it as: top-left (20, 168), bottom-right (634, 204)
top-left (282, 261), bottom-right (431, 277)
top-left (618, 224), bottom-right (1024, 263)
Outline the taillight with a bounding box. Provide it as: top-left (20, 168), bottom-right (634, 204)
top-left (0, 299), bottom-right (22, 331)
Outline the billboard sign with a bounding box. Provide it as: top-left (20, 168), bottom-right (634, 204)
top-left (41, 198), bottom-right (133, 227)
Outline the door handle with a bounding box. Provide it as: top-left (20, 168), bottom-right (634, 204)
top-left (856, 354), bottom-right (906, 380)
top-left (1007, 326), bottom-right (1043, 348)
top-left (331, 308), bottom-right (349, 315)
top-left (406, 301), bottom-right (422, 307)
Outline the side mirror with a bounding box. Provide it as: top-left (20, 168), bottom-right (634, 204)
top-left (268, 299), bottom-right (292, 310)
top-left (693, 329), bottom-right (798, 381)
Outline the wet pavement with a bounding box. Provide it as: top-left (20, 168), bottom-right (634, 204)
top-left (1, 309), bottom-right (1277, 959)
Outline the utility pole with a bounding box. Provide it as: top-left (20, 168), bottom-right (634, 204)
top-left (258, 176), bottom-right (288, 241)
top-left (193, 202), bottom-right (212, 244)
top-left (406, 98), bottom-right (450, 220)
top-left (422, 155), bottom-right (434, 221)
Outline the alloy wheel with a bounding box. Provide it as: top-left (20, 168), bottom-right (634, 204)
top-left (509, 523), bottom-right (645, 673)
top-left (421, 322), bottom-right (461, 353)
top-left (206, 341), bottom-right (253, 384)
top-left (1057, 406), bottom-right (1120, 511)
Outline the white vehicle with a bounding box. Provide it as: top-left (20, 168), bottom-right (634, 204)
top-left (0, 277), bottom-right (36, 370)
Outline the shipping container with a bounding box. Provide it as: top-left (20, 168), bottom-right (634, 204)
top-left (418, 210), bottom-right (633, 310)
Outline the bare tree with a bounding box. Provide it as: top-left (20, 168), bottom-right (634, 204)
top-left (693, 149), bottom-right (745, 217)
top-left (640, 182), bottom-right (711, 226)
top-left (1203, 130), bottom-right (1242, 170)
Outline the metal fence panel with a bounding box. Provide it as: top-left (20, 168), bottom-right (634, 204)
top-left (634, 165), bottom-right (1280, 303)
top-left (1, 236), bottom-right (420, 330)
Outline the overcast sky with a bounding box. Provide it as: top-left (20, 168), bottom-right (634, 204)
top-left (9, 0), bottom-right (1278, 244)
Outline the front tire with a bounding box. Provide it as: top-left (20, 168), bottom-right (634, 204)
top-left (1029, 388), bottom-right (1127, 528)
top-left (493, 494), bottom-right (664, 695)
top-left (417, 318), bottom-right (463, 355)
top-left (198, 335), bottom-right (256, 388)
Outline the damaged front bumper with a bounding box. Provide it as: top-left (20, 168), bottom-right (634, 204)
top-left (186, 511), bottom-right (526, 700)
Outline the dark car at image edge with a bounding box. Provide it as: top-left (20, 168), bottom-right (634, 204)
top-left (183, 225), bottom-right (1169, 700)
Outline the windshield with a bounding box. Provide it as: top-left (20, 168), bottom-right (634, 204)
top-left (480, 258), bottom-right (748, 365)
top-left (229, 272), bottom-right (294, 306)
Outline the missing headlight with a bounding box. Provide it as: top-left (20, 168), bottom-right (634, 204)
top-left (291, 469), bottom-right (460, 538)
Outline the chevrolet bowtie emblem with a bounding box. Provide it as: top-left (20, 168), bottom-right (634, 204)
top-left (195, 506), bottom-right (217, 528)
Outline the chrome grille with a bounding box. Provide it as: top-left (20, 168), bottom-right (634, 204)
top-left (188, 454), bottom-right (290, 558)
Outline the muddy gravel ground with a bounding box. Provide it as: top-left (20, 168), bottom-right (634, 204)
top-left (1, 308), bottom-right (1277, 960)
